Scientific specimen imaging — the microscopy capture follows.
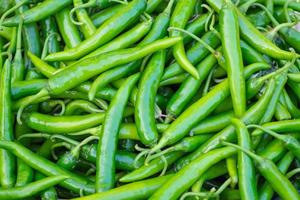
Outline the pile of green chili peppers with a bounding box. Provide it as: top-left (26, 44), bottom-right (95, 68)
top-left (0, 0), bottom-right (300, 199)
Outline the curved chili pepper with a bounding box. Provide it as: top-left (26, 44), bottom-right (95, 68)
top-left (0, 56), bottom-right (15, 188)
top-left (96, 73), bottom-right (140, 192)
top-left (45, 0), bottom-right (147, 61)
top-left (3, 0), bottom-right (73, 26)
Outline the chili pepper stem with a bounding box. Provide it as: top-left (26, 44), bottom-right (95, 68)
top-left (287, 168), bottom-right (300, 178)
top-left (221, 140), bottom-right (261, 161)
top-left (70, 0), bottom-right (96, 25)
top-left (17, 88), bottom-right (50, 124)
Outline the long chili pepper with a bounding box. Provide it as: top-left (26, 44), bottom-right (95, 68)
top-left (11, 19), bottom-right (24, 83)
top-left (169, 0), bottom-right (199, 79)
top-left (91, 4), bottom-right (124, 27)
top-left (25, 108), bottom-right (134, 134)
top-left (258, 151), bottom-right (294, 200)
top-left (174, 76), bottom-right (276, 170)
top-left (220, 0), bottom-right (246, 117)
top-left (231, 118), bottom-right (258, 200)
top-left (55, 7), bottom-right (82, 48)
top-left (135, 50), bottom-right (166, 146)
top-left (41, 16), bottom-right (61, 66)
top-left (0, 55), bottom-right (15, 188)
top-left (45, 0), bottom-right (147, 61)
top-left (191, 111), bottom-right (234, 135)
top-left (222, 141), bottom-right (300, 200)
top-left (120, 151), bottom-right (183, 183)
top-left (74, 175), bottom-right (173, 200)
top-left (96, 73), bottom-right (140, 192)
top-left (0, 175), bottom-right (68, 199)
top-left (149, 147), bottom-right (236, 200)
top-left (3, 0), bottom-right (73, 26)
top-left (64, 100), bottom-right (103, 115)
top-left (46, 37), bottom-right (180, 94)
top-left (84, 18), bottom-right (153, 59)
top-left (71, 0), bottom-right (96, 38)
top-left (80, 143), bottom-right (145, 171)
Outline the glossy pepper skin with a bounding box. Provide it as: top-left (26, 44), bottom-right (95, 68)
top-left (3, 0), bottom-right (73, 26)
top-left (0, 176), bottom-right (67, 199)
top-left (0, 57), bottom-right (15, 188)
top-left (45, 0), bottom-right (147, 61)
top-left (46, 37), bottom-right (181, 95)
top-left (135, 51), bottom-right (166, 146)
top-left (231, 119), bottom-right (258, 200)
top-left (220, 0), bottom-right (246, 117)
top-left (149, 147), bottom-right (236, 200)
top-left (74, 175), bottom-right (173, 200)
top-left (169, 0), bottom-right (199, 79)
top-left (96, 73), bottom-right (140, 192)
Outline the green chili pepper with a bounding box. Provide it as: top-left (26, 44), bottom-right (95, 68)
top-left (135, 50), bottom-right (166, 146)
top-left (11, 19), bottom-right (25, 83)
top-left (74, 175), bottom-right (173, 200)
top-left (231, 118), bottom-right (258, 199)
top-left (91, 4), bottom-right (124, 27)
top-left (258, 151), bottom-right (294, 200)
top-left (220, 0), bottom-right (246, 117)
top-left (41, 16), bottom-right (61, 68)
top-left (169, 0), bottom-right (199, 79)
top-left (3, 0), bottom-right (73, 26)
top-left (71, 0), bottom-right (96, 38)
top-left (0, 175), bottom-right (67, 199)
top-left (85, 19), bottom-right (153, 59)
top-left (45, 0), bottom-right (147, 61)
top-left (64, 100), bottom-right (102, 115)
top-left (149, 147), bottom-right (236, 200)
top-left (44, 37), bottom-right (181, 97)
top-left (0, 56), bottom-right (15, 188)
top-left (55, 7), bottom-right (82, 48)
top-left (96, 73), bottom-right (140, 192)
top-left (26, 108), bottom-right (133, 134)
top-left (191, 111), bottom-right (234, 135)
